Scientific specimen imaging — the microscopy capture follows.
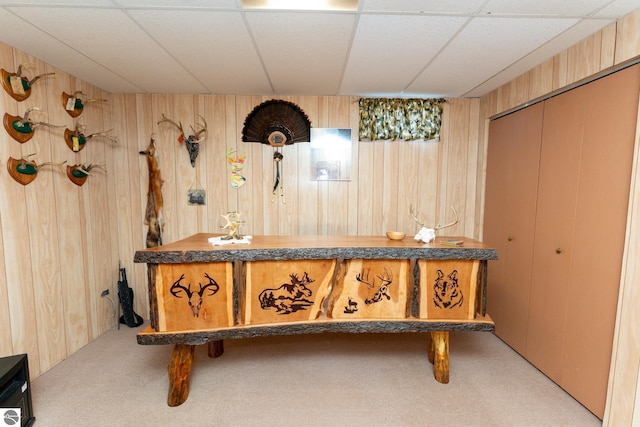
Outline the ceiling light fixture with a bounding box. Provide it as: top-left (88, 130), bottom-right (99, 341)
top-left (241, 0), bottom-right (358, 11)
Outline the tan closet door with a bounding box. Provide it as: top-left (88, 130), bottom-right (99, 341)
top-left (485, 102), bottom-right (543, 354)
top-left (526, 84), bottom-right (586, 382)
top-left (561, 64), bottom-right (640, 418)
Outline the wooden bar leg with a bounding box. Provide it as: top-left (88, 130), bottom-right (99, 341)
top-left (167, 344), bottom-right (195, 407)
top-left (208, 340), bottom-right (224, 358)
top-left (432, 331), bottom-right (449, 384)
top-left (428, 332), bottom-right (435, 364)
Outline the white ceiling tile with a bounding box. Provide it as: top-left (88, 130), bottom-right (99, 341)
top-left (5, 6), bottom-right (208, 93)
top-left (341, 14), bottom-right (468, 96)
top-left (361, 0), bottom-right (487, 14)
top-left (128, 9), bottom-right (272, 94)
top-left (246, 11), bottom-right (356, 95)
top-left (407, 16), bottom-right (579, 97)
top-left (111, 0), bottom-right (239, 9)
top-left (481, 0), bottom-right (618, 16)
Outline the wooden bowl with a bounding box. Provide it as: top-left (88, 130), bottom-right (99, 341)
top-left (386, 231), bottom-right (406, 240)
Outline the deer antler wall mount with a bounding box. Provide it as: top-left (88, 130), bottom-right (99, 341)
top-left (66, 163), bottom-right (106, 186)
top-left (7, 154), bottom-right (66, 185)
top-left (410, 205), bottom-right (460, 243)
top-left (157, 113), bottom-right (208, 167)
top-left (3, 107), bottom-right (64, 143)
top-left (63, 123), bottom-right (118, 152)
top-left (61, 91), bottom-right (107, 118)
top-left (1, 64), bottom-right (55, 101)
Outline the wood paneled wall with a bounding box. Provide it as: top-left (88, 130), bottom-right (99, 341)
top-left (478, 9), bottom-right (640, 426)
top-left (0, 46), bottom-right (481, 378)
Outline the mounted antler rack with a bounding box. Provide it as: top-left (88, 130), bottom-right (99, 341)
top-left (61, 91), bottom-right (107, 118)
top-left (63, 123), bottom-right (118, 152)
top-left (157, 113), bottom-right (208, 167)
top-left (67, 163), bottom-right (106, 186)
top-left (410, 205), bottom-right (460, 243)
top-left (1, 64), bottom-right (55, 102)
top-left (3, 107), bottom-right (64, 143)
top-left (7, 154), bottom-right (66, 185)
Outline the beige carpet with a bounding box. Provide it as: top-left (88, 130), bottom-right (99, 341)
top-left (30, 325), bottom-right (601, 427)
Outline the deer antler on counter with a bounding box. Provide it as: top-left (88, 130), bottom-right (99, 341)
top-left (410, 205), bottom-right (460, 243)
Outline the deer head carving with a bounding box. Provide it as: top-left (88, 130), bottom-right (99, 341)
top-left (158, 113), bottom-right (208, 167)
top-left (3, 107), bottom-right (64, 143)
top-left (1, 64), bottom-right (55, 101)
top-left (170, 273), bottom-right (220, 318)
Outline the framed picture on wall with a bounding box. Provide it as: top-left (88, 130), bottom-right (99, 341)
top-left (310, 128), bottom-right (352, 181)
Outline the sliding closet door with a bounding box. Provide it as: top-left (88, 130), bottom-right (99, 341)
top-left (485, 102), bottom-right (543, 355)
top-left (560, 64), bottom-right (640, 417)
top-left (525, 84), bottom-right (586, 382)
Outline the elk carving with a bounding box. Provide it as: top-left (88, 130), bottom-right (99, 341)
top-left (170, 273), bottom-right (220, 318)
top-left (139, 136), bottom-right (164, 248)
top-left (258, 272), bottom-right (314, 314)
top-left (3, 107), bottom-right (64, 143)
top-left (410, 206), bottom-right (460, 243)
top-left (356, 268), bottom-right (393, 305)
top-left (158, 113), bottom-right (208, 167)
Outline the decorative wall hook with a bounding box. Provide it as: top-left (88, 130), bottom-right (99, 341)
top-left (61, 91), bottom-right (107, 118)
top-left (1, 64), bottom-right (55, 102)
top-left (3, 107), bottom-right (64, 143)
top-left (63, 124), bottom-right (118, 152)
top-left (7, 154), bottom-right (66, 185)
top-left (67, 163), bottom-right (106, 186)
top-left (157, 113), bottom-right (208, 167)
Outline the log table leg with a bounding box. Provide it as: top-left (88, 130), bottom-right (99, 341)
top-left (167, 344), bottom-right (195, 407)
top-left (430, 331), bottom-right (450, 384)
top-left (208, 340), bottom-right (224, 358)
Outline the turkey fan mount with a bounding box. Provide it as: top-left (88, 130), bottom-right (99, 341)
top-left (241, 100), bottom-right (311, 146)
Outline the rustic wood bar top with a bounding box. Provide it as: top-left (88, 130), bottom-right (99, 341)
top-left (134, 233), bottom-right (497, 263)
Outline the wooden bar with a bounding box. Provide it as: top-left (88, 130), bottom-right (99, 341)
top-left (135, 234), bottom-right (497, 406)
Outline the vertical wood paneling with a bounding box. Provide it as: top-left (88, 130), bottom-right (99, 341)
top-left (614, 9), bottom-right (640, 64)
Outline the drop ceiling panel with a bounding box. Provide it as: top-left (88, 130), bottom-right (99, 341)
top-left (0, 7), bottom-right (142, 92)
top-left (5, 6), bottom-right (207, 93)
top-left (465, 18), bottom-right (615, 96)
top-left (128, 9), bottom-right (272, 94)
top-left (245, 11), bottom-right (356, 95)
top-left (480, 0), bottom-right (619, 16)
top-left (341, 14), bottom-right (468, 96)
top-left (407, 16), bottom-right (579, 97)
top-left (361, 0), bottom-right (488, 14)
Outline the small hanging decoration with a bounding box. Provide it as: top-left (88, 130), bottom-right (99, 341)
top-left (226, 148), bottom-right (246, 189)
top-left (3, 107), bottom-right (63, 143)
top-left (66, 163), bottom-right (106, 186)
top-left (7, 154), bottom-right (66, 185)
top-left (272, 150), bottom-right (284, 203)
top-left (63, 123), bottom-right (118, 152)
top-left (1, 64), bottom-right (55, 102)
top-left (61, 91), bottom-right (107, 118)
top-left (241, 99), bottom-right (311, 204)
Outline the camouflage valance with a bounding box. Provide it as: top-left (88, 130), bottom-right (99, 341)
top-left (358, 98), bottom-right (446, 141)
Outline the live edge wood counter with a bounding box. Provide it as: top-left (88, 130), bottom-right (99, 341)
top-left (134, 234), bottom-right (497, 407)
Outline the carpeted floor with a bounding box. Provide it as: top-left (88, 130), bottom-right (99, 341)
top-left (30, 325), bottom-right (601, 426)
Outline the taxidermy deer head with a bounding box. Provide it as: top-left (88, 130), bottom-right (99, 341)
top-left (410, 206), bottom-right (460, 243)
top-left (158, 113), bottom-right (208, 167)
top-left (64, 123), bottom-right (118, 152)
top-left (1, 64), bottom-right (55, 101)
top-left (3, 107), bottom-right (64, 143)
top-left (61, 91), bottom-right (108, 118)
